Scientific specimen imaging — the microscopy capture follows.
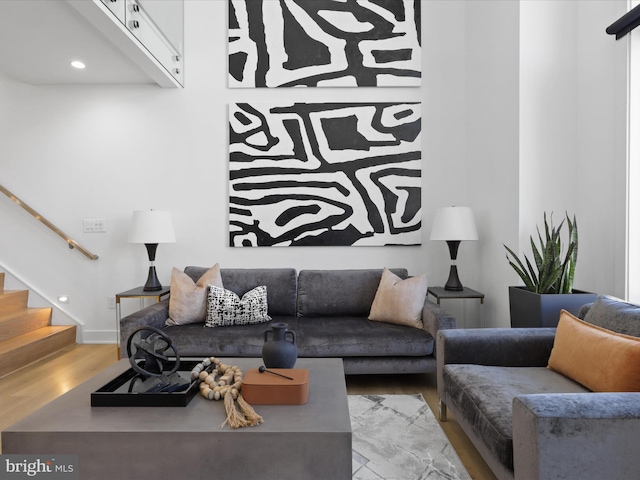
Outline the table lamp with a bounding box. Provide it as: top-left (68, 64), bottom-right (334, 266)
top-left (128, 210), bottom-right (176, 291)
top-left (430, 206), bottom-right (478, 291)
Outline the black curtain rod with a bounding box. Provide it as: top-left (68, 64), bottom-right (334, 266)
top-left (607, 4), bottom-right (640, 40)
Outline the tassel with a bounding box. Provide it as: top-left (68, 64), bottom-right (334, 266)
top-left (236, 394), bottom-right (263, 426)
top-left (194, 357), bottom-right (262, 429)
top-left (219, 390), bottom-right (248, 429)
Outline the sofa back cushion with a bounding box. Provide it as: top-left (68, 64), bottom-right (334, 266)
top-left (183, 267), bottom-right (297, 316)
top-left (297, 269), bottom-right (408, 317)
top-left (582, 295), bottom-right (640, 338)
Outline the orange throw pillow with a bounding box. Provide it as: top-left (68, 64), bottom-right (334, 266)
top-left (548, 310), bottom-right (640, 392)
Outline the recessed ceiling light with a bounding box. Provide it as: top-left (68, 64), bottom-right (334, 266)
top-left (71, 60), bottom-right (86, 70)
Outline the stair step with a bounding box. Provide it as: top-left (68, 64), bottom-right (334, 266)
top-left (0, 326), bottom-right (76, 378)
top-left (0, 290), bottom-right (28, 315)
top-left (0, 308), bottom-right (52, 342)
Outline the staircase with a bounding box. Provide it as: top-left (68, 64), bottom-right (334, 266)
top-left (0, 272), bottom-right (76, 378)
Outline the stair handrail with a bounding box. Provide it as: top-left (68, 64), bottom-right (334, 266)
top-left (0, 184), bottom-right (99, 260)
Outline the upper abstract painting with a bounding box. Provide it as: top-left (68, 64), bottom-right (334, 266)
top-left (228, 0), bottom-right (422, 88)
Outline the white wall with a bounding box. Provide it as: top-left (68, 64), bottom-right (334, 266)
top-left (520, 0), bottom-right (579, 229)
top-left (0, 0), bottom-right (629, 341)
top-left (575, 0), bottom-right (629, 298)
top-left (630, 2), bottom-right (640, 303)
top-left (519, 0), bottom-right (628, 298)
top-left (464, 0), bottom-right (520, 327)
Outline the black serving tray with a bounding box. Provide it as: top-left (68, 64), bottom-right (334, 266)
top-left (91, 360), bottom-right (200, 407)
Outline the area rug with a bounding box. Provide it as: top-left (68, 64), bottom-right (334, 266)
top-left (349, 394), bottom-right (471, 480)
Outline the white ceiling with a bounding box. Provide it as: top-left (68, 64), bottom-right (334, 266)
top-left (0, 1), bottom-right (155, 85)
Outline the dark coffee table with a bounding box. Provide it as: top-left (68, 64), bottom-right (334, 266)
top-left (2, 357), bottom-right (351, 479)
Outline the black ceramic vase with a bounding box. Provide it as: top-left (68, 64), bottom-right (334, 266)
top-left (262, 323), bottom-right (298, 368)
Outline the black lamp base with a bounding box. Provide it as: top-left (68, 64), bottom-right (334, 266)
top-left (142, 243), bottom-right (162, 291)
top-left (444, 265), bottom-right (464, 291)
top-left (143, 266), bottom-right (162, 291)
top-left (444, 240), bottom-right (464, 291)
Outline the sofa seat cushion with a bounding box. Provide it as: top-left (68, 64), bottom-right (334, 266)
top-left (161, 321), bottom-right (284, 357)
top-left (443, 365), bottom-right (589, 472)
top-left (295, 317), bottom-right (433, 357)
top-left (163, 315), bottom-right (432, 358)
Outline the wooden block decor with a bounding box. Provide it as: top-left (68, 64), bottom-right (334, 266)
top-left (242, 368), bottom-right (309, 404)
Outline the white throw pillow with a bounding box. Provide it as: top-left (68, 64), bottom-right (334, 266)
top-left (205, 285), bottom-right (271, 327)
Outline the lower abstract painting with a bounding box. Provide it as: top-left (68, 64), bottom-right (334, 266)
top-left (229, 102), bottom-right (422, 247)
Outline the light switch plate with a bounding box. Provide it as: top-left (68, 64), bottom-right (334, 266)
top-left (83, 218), bottom-right (106, 233)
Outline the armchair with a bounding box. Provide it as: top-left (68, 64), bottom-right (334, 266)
top-left (437, 296), bottom-right (640, 480)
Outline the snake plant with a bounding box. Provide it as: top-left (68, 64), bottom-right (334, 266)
top-left (504, 213), bottom-right (578, 294)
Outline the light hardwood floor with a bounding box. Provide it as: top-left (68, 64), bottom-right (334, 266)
top-left (0, 345), bottom-right (497, 480)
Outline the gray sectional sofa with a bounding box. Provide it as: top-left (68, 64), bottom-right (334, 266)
top-left (437, 295), bottom-right (640, 480)
top-left (120, 267), bottom-right (457, 375)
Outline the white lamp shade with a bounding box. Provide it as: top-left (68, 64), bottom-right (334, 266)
top-left (128, 210), bottom-right (176, 244)
top-left (430, 206), bottom-right (478, 241)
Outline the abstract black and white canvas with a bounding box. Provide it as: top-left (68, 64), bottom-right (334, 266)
top-left (228, 0), bottom-right (421, 87)
top-left (229, 102), bottom-right (421, 247)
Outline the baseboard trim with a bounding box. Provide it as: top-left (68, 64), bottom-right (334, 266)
top-left (81, 330), bottom-right (117, 344)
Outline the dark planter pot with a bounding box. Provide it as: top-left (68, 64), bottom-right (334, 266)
top-left (509, 286), bottom-right (597, 328)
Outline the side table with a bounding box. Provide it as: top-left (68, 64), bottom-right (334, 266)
top-left (115, 286), bottom-right (171, 357)
top-left (427, 286), bottom-right (485, 305)
top-left (427, 287), bottom-right (485, 328)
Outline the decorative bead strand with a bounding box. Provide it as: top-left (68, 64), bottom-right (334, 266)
top-left (190, 356), bottom-right (263, 428)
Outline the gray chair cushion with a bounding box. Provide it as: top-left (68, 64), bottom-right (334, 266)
top-left (582, 295), bottom-right (640, 337)
top-left (297, 268), bottom-right (408, 317)
top-left (443, 365), bottom-right (589, 472)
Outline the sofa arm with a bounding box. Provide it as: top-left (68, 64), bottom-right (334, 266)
top-left (119, 299), bottom-right (170, 358)
top-left (422, 299), bottom-right (457, 346)
top-left (513, 393), bottom-right (640, 480)
top-left (437, 328), bottom-right (556, 404)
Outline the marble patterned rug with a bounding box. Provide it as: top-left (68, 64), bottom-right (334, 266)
top-left (349, 394), bottom-right (471, 480)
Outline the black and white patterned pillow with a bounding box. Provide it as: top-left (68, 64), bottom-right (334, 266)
top-left (205, 285), bottom-right (271, 327)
